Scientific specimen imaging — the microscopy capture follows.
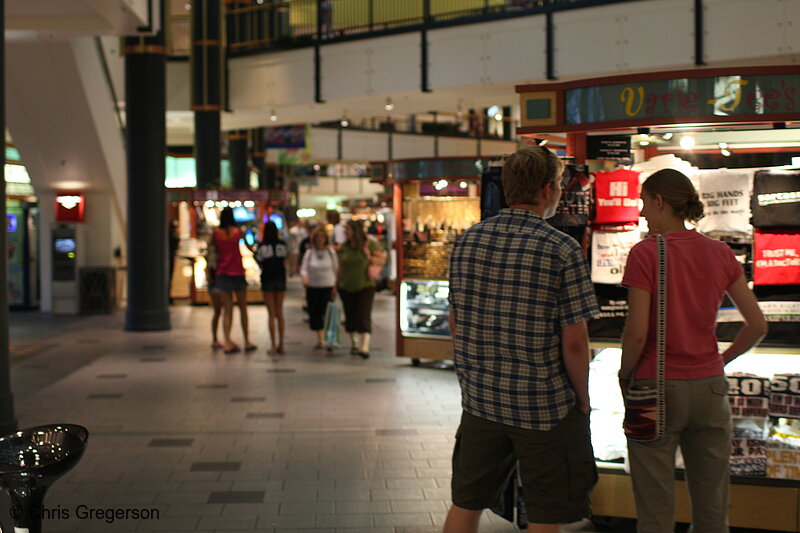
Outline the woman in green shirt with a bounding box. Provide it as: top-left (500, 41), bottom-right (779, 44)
top-left (338, 219), bottom-right (383, 358)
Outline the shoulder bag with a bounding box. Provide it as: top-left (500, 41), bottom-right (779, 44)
top-left (623, 234), bottom-right (667, 442)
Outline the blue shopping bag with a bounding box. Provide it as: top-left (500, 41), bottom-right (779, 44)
top-left (323, 301), bottom-right (341, 347)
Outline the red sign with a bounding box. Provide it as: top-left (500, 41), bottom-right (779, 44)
top-left (55, 193), bottom-right (85, 222)
top-left (754, 230), bottom-right (800, 285)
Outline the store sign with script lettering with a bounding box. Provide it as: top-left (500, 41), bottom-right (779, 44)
top-left (563, 74), bottom-right (800, 127)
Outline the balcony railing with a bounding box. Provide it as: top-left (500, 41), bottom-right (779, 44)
top-left (168, 0), bottom-right (638, 57)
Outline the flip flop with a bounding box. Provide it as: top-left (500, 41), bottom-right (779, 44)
top-left (224, 344), bottom-right (241, 354)
top-left (211, 342), bottom-right (224, 350)
top-left (244, 344), bottom-right (258, 352)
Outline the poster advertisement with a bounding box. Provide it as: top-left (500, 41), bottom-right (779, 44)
top-left (766, 439), bottom-right (800, 479)
top-left (591, 230), bottom-right (641, 284)
top-left (769, 374), bottom-right (800, 418)
top-left (727, 373), bottom-right (771, 419)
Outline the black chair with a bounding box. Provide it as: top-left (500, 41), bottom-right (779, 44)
top-left (0, 424), bottom-right (88, 533)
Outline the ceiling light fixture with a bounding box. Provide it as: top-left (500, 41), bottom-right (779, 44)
top-left (662, 132), bottom-right (674, 140)
top-left (269, 109), bottom-right (277, 122)
top-left (680, 135), bottom-right (696, 150)
top-left (721, 148), bottom-right (732, 157)
top-left (384, 98), bottom-right (394, 111)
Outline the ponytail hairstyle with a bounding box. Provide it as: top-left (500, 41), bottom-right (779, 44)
top-left (642, 169), bottom-right (704, 223)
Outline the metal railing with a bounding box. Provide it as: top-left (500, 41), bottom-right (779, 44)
top-left (168, 0), bottom-right (635, 57)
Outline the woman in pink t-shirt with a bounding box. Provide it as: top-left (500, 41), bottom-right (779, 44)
top-left (619, 169), bottom-right (767, 533)
top-left (208, 207), bottom-right (257, 354)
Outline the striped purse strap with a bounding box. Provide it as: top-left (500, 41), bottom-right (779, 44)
top-left (655, 234), bottom-right (668, 437)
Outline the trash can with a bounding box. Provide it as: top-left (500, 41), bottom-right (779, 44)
top-left (79, 267), bottom-right (117, 314)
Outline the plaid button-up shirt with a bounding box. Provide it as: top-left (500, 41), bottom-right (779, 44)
top-left (448, 208), bottom-right (600, 430)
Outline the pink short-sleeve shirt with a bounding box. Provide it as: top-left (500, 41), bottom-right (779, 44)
top-left (622, 229), bottom-right (743, 380)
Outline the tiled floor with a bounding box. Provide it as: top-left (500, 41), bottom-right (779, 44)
top-left (4, 278), bottom-right (526, 532)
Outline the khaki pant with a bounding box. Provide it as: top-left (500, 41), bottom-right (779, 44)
top-left (627, 375), bottom-right (731, 533)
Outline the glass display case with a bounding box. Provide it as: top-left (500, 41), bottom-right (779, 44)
top-left (393, 174), bottom-right (482, 363)
top-left (588, 346), bottom-right (800, 531)
top-left (399, 279), bottom-right (451, 338)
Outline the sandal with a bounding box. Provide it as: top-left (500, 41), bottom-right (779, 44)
top-left (244, 344), bottom-right (258, 352)
top-left (211, 342), bottom-right (224, 350)
top-left (350, 347), bottom-right (359, 355)
top-left (223, 343), bottom-right (241, 354)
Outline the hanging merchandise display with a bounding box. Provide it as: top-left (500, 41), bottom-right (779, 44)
top-left (696, 169), bottom-right (754, 234)
top-left (592, 168), bottom-right (641, 225)
top-left (587, 284), bottom-right (628, 340)
top-left (751, 170), bottom-right (800, 228)
top-left (753, 230), bottom-right (800, 285)
top-left (590, 229), bottom-right (641, 284)
top-left (549, 164), bottom-right (592, 227)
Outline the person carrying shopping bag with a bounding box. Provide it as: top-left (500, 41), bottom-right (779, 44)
top-left (300, 226), bottom-right (339, 351)
top-left (337, 219), bottom-right (384, 359)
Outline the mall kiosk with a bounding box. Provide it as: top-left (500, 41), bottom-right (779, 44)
top-left (515, 66), bottom-right (800, 531)
top-left (386, 157), bottom-right (484, 365)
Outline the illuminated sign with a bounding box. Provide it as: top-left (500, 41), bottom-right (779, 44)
top-left (564, 74), bottom-right (800, 126)
top-left (55, 192), bottom-right (85, 222)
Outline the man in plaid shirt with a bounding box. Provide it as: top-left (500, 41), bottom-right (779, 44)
top-left (443, 146), bottom-right (600, 533)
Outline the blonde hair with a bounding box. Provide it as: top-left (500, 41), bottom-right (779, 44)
top-left (642, 169), bottom-right (704, 223)
top-left (310, 226), bottom-right (330, 248)
top-left (502, 146), bottom-right (564, 205)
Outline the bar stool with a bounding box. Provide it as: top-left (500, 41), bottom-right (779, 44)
top-left (0, 424), bottom-right (89, 533)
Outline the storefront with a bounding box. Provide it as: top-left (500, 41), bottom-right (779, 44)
top-left (516, 66), bottom-right (800, 529)
top-left (381, 157), bottom-right (484, 365)
top-left (6, 147), bottom-right (39, 310)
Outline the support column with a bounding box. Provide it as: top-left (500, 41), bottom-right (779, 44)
top-left (124, 0), bottom-right (171, 331)
top-left (193, 0), bottom-right (224, 190)
top-left (250, 128), bottom-right (267, 189)
top-left (566, 132), bottom-right (587, 165)
top-left (228, 130), bottom-right (249, 189)
top-left (0, 0), bottom-right (18, 433)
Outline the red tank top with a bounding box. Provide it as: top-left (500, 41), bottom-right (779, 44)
top-left (214, 228), bottom-right (245, 276)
